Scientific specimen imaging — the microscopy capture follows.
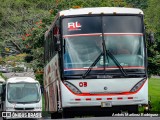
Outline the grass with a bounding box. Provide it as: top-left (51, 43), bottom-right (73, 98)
top-left (148, 77), bottom-right (160, 113)
top-left (42, 94), bottom-right (50, 117)
top-left (42, 94), bottom-right (45, 111)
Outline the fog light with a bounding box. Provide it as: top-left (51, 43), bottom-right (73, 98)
top-left (144, 106), bottom-right (149, 110)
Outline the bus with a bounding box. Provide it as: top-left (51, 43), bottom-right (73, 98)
top-left (44, 7), bottom-right (149, 118)
top-left (1, 77), bottom-right (42, 119)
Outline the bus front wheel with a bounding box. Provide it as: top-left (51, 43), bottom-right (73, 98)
top-left (51, 112), bottom-right (62, 119)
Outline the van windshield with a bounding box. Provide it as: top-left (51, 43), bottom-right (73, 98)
top-left (7, 83), bottom-right (40, 103)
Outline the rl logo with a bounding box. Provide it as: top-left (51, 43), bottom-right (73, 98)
top-left (68, 21), bottom-right (81, 30)
top-left (79, 82), bottom-right (87, 87)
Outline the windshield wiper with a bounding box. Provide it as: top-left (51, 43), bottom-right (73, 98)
top-left (82, 50), bottom-right (128, 78)
top-left (106, 50), bottom-right (128, 77)
top-left (82, 52), bottom-right (103, 78)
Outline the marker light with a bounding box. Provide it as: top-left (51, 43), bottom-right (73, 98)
top-left (63, 81), bottom-right (81, 94)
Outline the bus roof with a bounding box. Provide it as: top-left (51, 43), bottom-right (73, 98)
top-left (6, 77), bottom-right (39, 84)
top-left (59, 7), bottom-right (143, 16)
top-left (45, 7), bottom-right (143, 37)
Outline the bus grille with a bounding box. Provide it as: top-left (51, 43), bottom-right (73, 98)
top-left (14, 108), bottom-right (34, 110)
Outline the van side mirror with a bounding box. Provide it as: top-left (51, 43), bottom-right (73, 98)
top-left (149, 32), bottom-right (154, 44)
top-left (40, 85), bottom-right (44, 94)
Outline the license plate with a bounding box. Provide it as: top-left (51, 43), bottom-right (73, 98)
top-left (101, 102), bottom-right (112, 107)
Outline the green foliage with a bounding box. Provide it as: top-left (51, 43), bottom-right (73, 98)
top-left (12, 67), bottom-right (24, 72)
top-left (145, 0), bottom-right (160, 76)
top-left (0, 72), bottom-right (7, 80)
top-left (24, 55), bottom-right (33, 63)
top-left (56, 0), bottom-right (128, 9)
top-left (1, 0), bottom-right (160, 79)
top-left (148, 78), bottom-right (160, 112)
top-left (125, 0), bottom-right (148, 9)
top-left (35, 73), bottom-right (43, 85)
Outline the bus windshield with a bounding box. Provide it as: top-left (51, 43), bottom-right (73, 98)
top-left (7, 83), bottom-right (40, 103)
top-left (62, 15), bottom-right (145, 76)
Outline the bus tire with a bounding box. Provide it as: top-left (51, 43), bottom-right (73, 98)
top-left (51, 112), bottom-right (62, 119)
top-left (128, 105), bottom-right (139, 114)
top-left (62, 108), bottom-right (75, 118)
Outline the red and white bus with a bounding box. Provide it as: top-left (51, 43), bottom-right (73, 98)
top-left (44, 7), bottom-right (149, 118)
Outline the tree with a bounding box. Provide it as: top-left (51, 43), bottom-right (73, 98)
top-left (125, 0), bottom-right (148, 9)
top-left (145, 0), bottom-right (160, 76)
top-left (0, 0), bottom-right (53, 56)
top-left (0, 0), bottom-right (54, 84)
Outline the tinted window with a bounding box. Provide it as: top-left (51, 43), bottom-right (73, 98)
top-left (63, 17), bottom-right (101, 35)
top-left (103, 16), bottom-right (143, 33)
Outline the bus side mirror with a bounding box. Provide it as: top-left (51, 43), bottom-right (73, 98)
top-left (55, 40), bottom-right (61, 51)
top-left (148, 32), bottom-right (154, 44)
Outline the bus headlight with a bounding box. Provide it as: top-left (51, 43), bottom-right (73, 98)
top-left (130, 79), bottom-right (146, 92)
top-left (63, 81), bottom-right (81, 94)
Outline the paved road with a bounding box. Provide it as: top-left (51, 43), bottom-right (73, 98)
top-left (40, 113), bottom-right (160, 120)
top-left (2, 72), bottom-right (35, 79)
top-left (0, 116), bottom-right (160, 120)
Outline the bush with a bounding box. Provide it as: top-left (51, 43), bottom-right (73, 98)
top-left (12, 67), bottom-right (24, 72)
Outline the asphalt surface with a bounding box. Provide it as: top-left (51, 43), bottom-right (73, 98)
top-left (0, 116), bottom-right (160, 120)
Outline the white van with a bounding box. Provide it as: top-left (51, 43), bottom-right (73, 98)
top-left (1, 77), bottom-right (42, 119)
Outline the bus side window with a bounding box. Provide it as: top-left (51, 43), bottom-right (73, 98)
top-left (44, 19), bottom-right (60, 64)
top-left (44, 35), bottom-right (50, 64)
top-left (49, 31), bottom-right (52, 60)
top-left (53, 25), bottom-right (60, 52)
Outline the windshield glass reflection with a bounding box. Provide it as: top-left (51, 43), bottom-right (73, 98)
top-left (64, 35), bottom-right (103, 69)
top-left (7, 83), bottom-right (40, 103)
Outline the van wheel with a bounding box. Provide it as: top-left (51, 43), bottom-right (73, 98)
top-left (3, 117), bottom-right (6, 120)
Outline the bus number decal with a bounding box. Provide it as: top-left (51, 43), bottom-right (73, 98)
top-left (79, 82), bottom-right (87, 87)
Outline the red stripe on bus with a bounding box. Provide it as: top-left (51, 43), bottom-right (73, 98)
top-left (107, 98), bottom-right (112, 100)
top-left (63, 33), bottom-right (143, 38)
top-left (96, 98), bottom-right (102, 100)
top-left (86, 98), bottom-right (91, 101)
top-left (103, 33), bottom-right (143, 36)
top-left (64, 66), bottom-right (145, 71)
top-left (128, 97), bottom-right (133, 99)
top-left (75, 98), bottom-right (81, 101)
top-left (63, 33), bottom-right (102, 38)
top-left (117, 97), bottom-right (123, 100)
